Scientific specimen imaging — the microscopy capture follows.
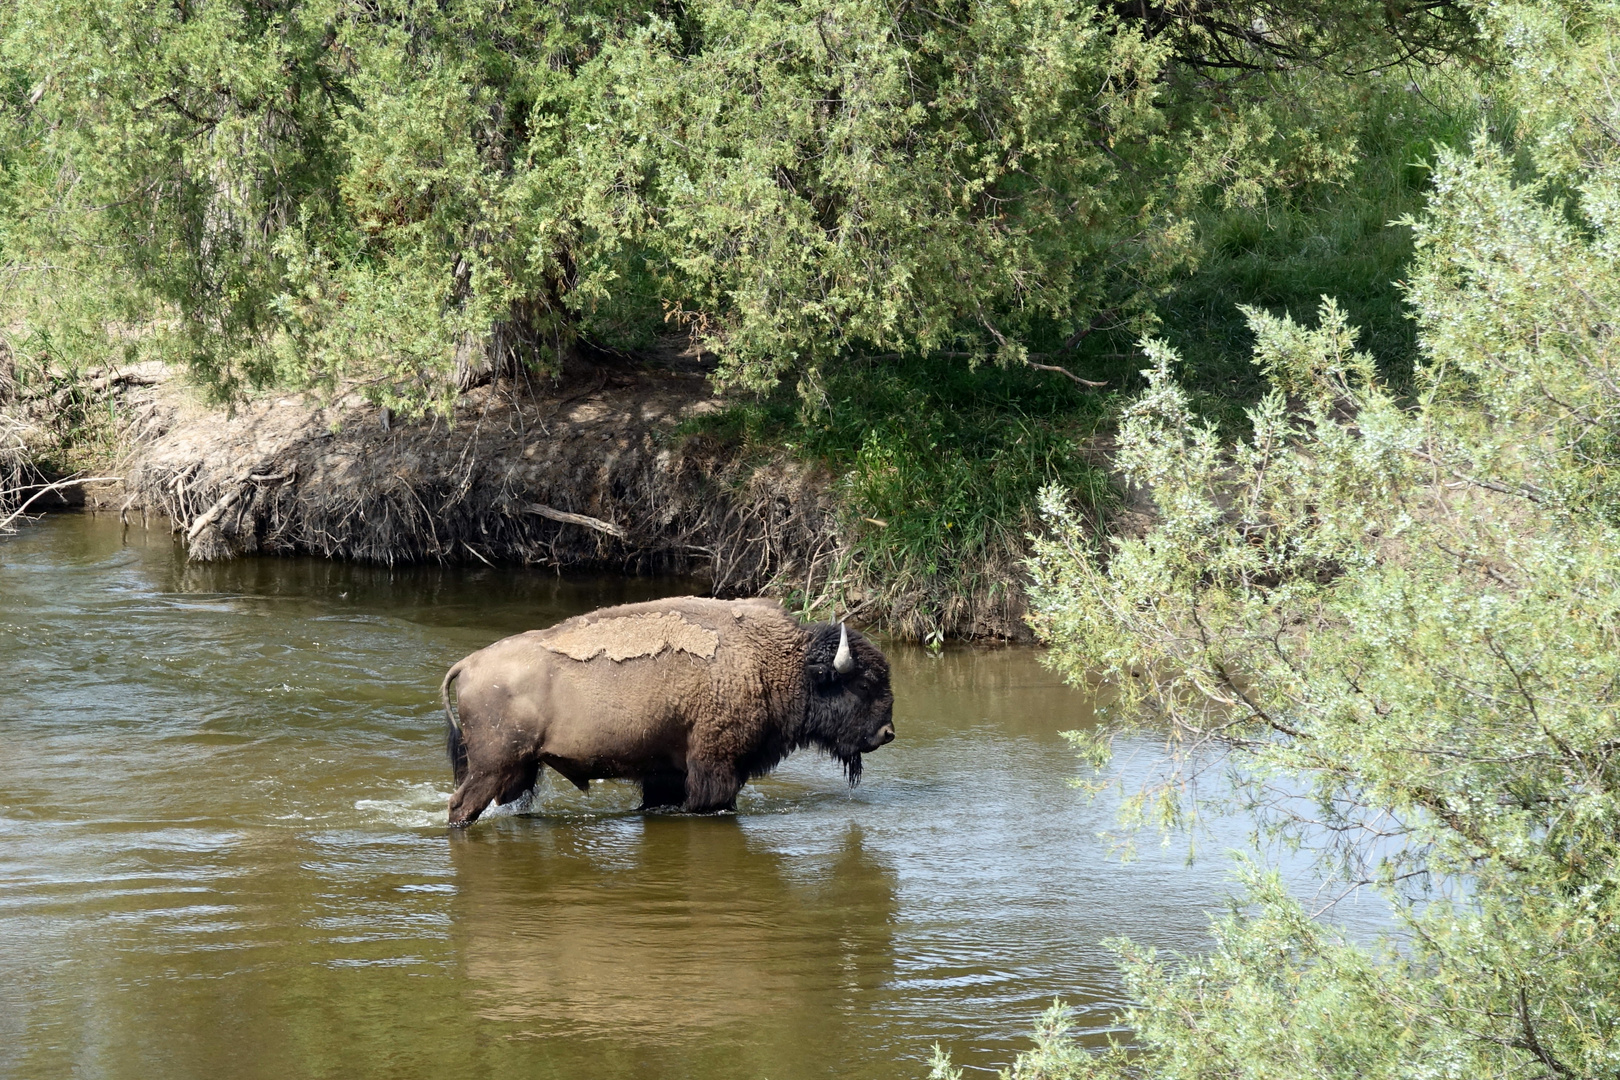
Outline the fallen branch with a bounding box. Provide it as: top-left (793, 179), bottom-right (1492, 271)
top-left (186, 488), bottom-right (245, 542)
top-left (854, 349), bottom-right (1108, 387)
top-left (85, 371), bottom-right (162, 393)
top-left (1024, 358), bottom-right (1108, 388)
top-left (525, 503), bottom-right (625, 539)
top-left (0, 475), bottom-right (125, 532)
top-left (186, 469), bottom-right (295, 542)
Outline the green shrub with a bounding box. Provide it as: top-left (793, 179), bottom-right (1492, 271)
top-left (686, 356), bottom-right (1114, 638)
top-left (1007, 3), bottom-right (1620, 1074)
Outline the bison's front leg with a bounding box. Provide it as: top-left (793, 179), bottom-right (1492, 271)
top-left (639, 770), bottom-right (687, 810)
top-left (682, 757), bottom-right (742, 813)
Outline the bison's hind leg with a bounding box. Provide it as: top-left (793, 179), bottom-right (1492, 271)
top-left (639, 770), bottom-right (687, 811)
top-left (448, 758), bottom-right (540, 827)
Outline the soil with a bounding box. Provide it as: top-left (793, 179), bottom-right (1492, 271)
top-left (1, 345), bottom-right (1039, 640)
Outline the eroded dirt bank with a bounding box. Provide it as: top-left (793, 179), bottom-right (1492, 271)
top-left (2, 351), bottom-right (1038, 640)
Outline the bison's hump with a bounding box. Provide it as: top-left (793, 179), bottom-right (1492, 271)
top-left (541, 611), bottom-right (720, 663)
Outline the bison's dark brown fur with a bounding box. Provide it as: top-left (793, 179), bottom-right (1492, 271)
top-left (439, 596), bottom-right (895, 825)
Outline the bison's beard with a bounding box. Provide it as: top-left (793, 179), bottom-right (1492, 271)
top-left (841, 752), bottom-right (863, 787)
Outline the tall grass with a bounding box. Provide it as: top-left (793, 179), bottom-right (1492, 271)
top-left (1153, 83), bottom-right (1485, 423)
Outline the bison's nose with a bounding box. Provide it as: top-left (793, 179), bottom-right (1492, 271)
top-left (870, 723), bottom-right (895, 749)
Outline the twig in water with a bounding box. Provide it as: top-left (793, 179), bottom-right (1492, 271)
top-left (0, 475), bottom-right (124, 532)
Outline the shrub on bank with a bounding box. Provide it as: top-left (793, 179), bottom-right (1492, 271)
top-left (682, 355), bottom-right (1117, 640)
top-left (989, 2), bottom-right (1620, 1074)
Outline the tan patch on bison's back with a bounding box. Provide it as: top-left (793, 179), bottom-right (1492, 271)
top-left (541, 612), bottom-right (720, 663)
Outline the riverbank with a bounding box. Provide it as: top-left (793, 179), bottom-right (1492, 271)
top-left (1, 344), bottom-right (1044, 640)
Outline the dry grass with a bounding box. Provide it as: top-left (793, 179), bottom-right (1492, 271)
top-left (127, 381), bottom-right (837, 590)
top-left (0, 343), bottom-right (49, 531)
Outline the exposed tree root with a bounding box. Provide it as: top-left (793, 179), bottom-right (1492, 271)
top-left (11, 354), bottom-right (1038, 640)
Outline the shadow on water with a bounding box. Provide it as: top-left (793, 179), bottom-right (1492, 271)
top-left (0, 513), bottom-right (1389, 1079)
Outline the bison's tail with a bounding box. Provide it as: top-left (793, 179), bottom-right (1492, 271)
top-left (446, 720), bottom-right (469, 788)
top-left (440, 659), bottom-right (467, 732)
top-left (441, 659), bottom-right (470, 786)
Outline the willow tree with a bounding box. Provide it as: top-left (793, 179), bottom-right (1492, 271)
top-left (0, 0), bottom-right (1472, 411)
top-left (1009, 2), bottom-right (1620, 1075)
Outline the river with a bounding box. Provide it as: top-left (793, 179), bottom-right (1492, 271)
top-left (0, 513), bottom-right (1374, 1079)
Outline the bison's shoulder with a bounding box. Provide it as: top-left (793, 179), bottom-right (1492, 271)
top-left (570, 595), bottom-right (785, 623)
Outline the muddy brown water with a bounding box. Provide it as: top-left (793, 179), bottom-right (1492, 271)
top-left (1, 514), bottom-right (1377, 1079)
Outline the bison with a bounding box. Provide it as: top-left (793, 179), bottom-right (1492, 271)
top-left (439, 596), bottom-right (895, 825)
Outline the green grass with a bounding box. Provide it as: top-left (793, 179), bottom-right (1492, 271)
top-left (1152, 87), bottom-right (1482, 426)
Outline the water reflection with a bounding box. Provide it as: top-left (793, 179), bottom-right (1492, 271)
top-left (451, 820), bottom-right (895, 1041)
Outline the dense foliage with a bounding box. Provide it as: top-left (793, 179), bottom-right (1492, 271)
top-left (995, 1), bottom-right (1620, 1075)
top-left (0, 0), bottom-right (1471, 412)
top-left (668, 79), bottom-right (1466, 637)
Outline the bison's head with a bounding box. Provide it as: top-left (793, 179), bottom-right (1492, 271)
top-left (803, 622), bottom-right (895, 784)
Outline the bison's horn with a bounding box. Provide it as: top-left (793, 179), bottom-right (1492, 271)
top-left (833, 622), bottom-right (856, 674)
